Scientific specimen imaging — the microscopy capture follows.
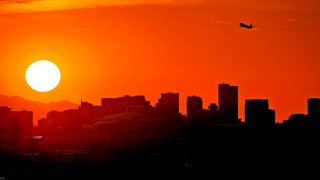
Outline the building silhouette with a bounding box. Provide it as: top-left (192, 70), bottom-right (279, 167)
top-left (156, 93), bottom-right (179, 117)
top-left (218, 84), bottom-right (240, 124)
top-left (38, 95), bottom-right (154, 134)
top-left (38, 117), bottom-right (48, 132)
top-left (0, 106), bottom-right (12, 130)
top-left (187, 96), bottom-right (203, 120)
top-left (46, 110), bottom-right (65, 132)
top-left (308, 98), bottom-right (320, 123)
top-left (283, 113), bottom-right (309, 127)
top-left (0, 107), bottom-right (33, 134)
top-left (63, 109), bottom-right (82, 132)
top-left (11, 110), bottom-right (33, 134)
top-left (245, 99), bottom-right (275, 125)
top-left (208, 103), bottom-right (218, 112)
top-left (78, 100), bottom-right (98, 125)
top-left (101, 95), bottom-right (153, 115)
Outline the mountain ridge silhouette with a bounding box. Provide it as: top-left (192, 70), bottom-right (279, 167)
top-left (0, 94), bottom-right (78, 126)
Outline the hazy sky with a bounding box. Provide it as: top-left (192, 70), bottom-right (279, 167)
top-left (1, 0), bottom-right (320, 12)
top-left (1, 0), bottom-right (320, 122)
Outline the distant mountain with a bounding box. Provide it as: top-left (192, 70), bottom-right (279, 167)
top-left (0, 95), bottom-right (78, 125)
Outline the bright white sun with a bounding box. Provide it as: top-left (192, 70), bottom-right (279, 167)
top-left (25, 60), bottom-right (61, 92)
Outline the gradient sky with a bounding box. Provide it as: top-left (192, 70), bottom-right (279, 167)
top-left (1, 0), bottom-right (320, 122)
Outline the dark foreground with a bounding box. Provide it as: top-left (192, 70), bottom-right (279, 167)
top-left (1, 124), bottom-right (320, 179)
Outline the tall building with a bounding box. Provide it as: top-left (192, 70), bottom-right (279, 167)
top-left (101, 95), bottom-right (152, 114)
top-left (63, 109), bottom-right (81, 132)
top-left (245, 99), bottom-right (275, 125)
top-left (38, 118), bottom-right (48, 132)
top-left (187, 96), bottom-right (203, 120)
top-left (0, 107), bottom-right (33, 134)
top-left (101, 98), bottom-right (117, 114)
top-left (308, 98), bottom-right (320, 122)
top-left (218, 84), bottom-right (239, 123)
top-left (0, 106), bottom-right (12, 130)
top-left (156, 93), bottom-right (179, 117)
top-left (11, 110), bottom-right (33, 134)
top-left (46, 110), bottom-right (65, 131)
top-left (78, 101), bottom-right (95, 123)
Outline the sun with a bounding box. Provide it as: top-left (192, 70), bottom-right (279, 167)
top-left (25, 60), bottom-right (61, 92)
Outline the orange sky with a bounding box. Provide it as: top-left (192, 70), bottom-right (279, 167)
top-left (1, 0), bottom-right (320, 122)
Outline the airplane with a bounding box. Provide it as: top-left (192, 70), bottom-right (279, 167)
top-left (240, 23), bottom-right (253, 29)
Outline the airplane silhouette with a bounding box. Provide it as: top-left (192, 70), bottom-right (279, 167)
top-left (240, 23), bottom-right (253, 29)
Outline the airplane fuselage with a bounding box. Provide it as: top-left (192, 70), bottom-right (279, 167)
top-left (240, 23), bottom-right (253, 29)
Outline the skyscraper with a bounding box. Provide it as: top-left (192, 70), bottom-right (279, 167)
top-left (308, 98), bottom-right (320, 122)
top-left (0, 107), bottom-right (33, 133)
top-left (156, 93), bottom-right (179, 117)
top-left (0, 106), bottom-right (12, 130)
top-left (218, 84), bottom-right (239, 124)
top-left (11, 110), bottom-right (33, 134)
top-left (187, 96), bottom-right (203, 120)
top-left (245, 99), bottom-right (275, 125)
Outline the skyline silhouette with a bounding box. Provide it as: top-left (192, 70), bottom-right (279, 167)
top-left (1, 2), bottom-right (320, 123)
top-left (0, 91), bottom-right (315, 124)
top-left (1, 83), bottom-right (320, 178)
top-left (1, 0), bottom-right (320, 178)
top-left (1, 83), bottom-right (320, 130)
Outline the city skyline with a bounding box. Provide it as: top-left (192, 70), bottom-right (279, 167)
top-left (1, 85), bottom-right (317, 123)
top-left (1, 1), bottom-right (320, 123)
top-left (1, 1), bottom-right (320, 177)
top-left (1, 83), bottom-right (320, 126)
